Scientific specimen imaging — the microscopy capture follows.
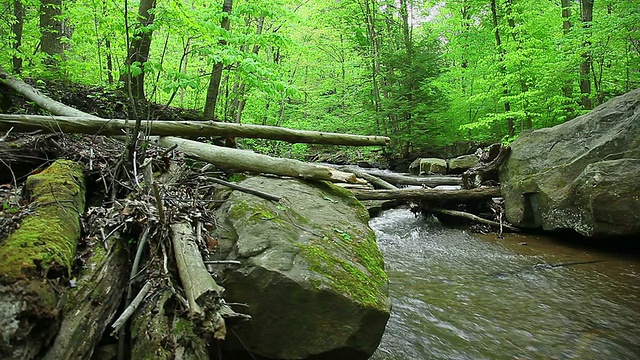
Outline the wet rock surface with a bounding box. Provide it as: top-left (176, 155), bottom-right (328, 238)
top-left (500, 89), bottom-right (640, 237)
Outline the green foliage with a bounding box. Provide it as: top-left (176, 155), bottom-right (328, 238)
top-left (0, 0), bottom-right (637, 157)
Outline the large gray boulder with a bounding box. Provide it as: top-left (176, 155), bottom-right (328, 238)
top-left (212, 176), bottom-right (390, 360)
top-left (500, 89), bottom-right (640, 237)
top-left (447, 154), bottom-right (478, 174)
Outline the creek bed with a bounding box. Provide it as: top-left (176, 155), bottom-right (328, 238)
top-left (370, 209), bottom-right (640, 359)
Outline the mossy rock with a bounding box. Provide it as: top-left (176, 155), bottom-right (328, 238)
top-left (213, 176), bottom-right (390, 360)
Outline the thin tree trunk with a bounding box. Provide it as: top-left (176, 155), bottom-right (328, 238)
top-left (229, 15), bottom-right (265, 124)
top-left (203, 0), bottom-right (233, 120)
top-left (121, 0), bottom-right (157, 100)
top-left (561, 0), bottom-right (573, 100)
top-left (12, 0), bottom-right (24, 73)
top-left (361, 0), bottom-right (383, 132)
top-left (105, 39), bottom-right (114, 85)
top-left (579, 0), bottom-right (594, 110)
top-left (490, 0), bottom-right (514, 137)
top-left (505, 0), bottom-right (532, 130)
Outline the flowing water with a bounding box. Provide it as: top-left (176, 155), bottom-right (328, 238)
top-left (369, 209), bottom-right (640, 360)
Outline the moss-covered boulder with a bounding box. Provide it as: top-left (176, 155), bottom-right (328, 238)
top-left (212, 176), bottom-right (390, 360)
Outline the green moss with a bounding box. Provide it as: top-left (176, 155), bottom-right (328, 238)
top-left (229, 198), bottom-right (283, 223)
top-left (314, 181), bottom-right (370, 222)
top-left (295, 228), bottom-right (388, 309)
top-left (228, 173), bottom-right (248, 182)
top-left (26, 280), bottom-right (59, 309)
top-left (173, 317), bottom-right (196, 336)
top-left (0, 160), bottom-right (85, 281)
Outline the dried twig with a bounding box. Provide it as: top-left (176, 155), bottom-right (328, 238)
top-left (431, 207), bottom-right (520, 232)
top-left (204, 260), bottom-right (241, 265)
top-left (204, 176), bottom-right (281, 202)
top-left (111, 281), bottom-right (153, 337)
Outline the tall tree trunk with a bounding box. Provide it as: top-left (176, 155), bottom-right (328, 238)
top-left (106, 39), bottom-right (114, 85)
top-left (561, 0), bottom-right (573, 100)
top-left (121, 0), bottom-right (157, 100)
top-left (360, 0), bottom-right (383, 133)
top-left (203, 0), bottom-right (233, 120)
top-left (229, 15), bottom-right (265, 124)
top-left (399, 0), bottom-right (415, 155)
top-left (40, 0), bottom-right (64, 70)
top-left (12, 0), bottom-right (24, 73)
top-left (579, 0), bottom-right (594, 110)
top-left (505, 0), bottom-right (532, 130)
top-left (490, 0), bottom-right (514, 138)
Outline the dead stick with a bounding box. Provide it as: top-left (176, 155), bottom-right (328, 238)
top-left (206, 176), bottom-right (281, 202)
top-left (431, 207), bottom-right (520, 232)
top-left (111, 281), bottom-right (153, 336)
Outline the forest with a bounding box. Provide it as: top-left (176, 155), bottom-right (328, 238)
top-left (1, 0), bottom-right (639, 158)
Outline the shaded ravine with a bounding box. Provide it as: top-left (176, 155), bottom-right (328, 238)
top-left (370, 209), bottom-right (640, 359)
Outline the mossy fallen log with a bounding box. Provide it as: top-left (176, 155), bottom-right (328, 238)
top-left (0, 159), bottom-right (85, 360)
top-left (130, 287), bottom-right (210, 360)
top-left (42, 232), bottom-right (129, 360)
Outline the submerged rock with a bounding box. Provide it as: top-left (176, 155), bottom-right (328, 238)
top-left (500, 89), bottom-right (640, 237)
top-left (212, 176), bottom-right (390, 360)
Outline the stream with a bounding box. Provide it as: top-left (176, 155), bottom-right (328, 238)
top-left (369, 209), bottom-right (640, 360)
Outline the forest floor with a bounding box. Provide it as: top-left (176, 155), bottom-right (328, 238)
top-left (2, 78), bottom-right (202, 121)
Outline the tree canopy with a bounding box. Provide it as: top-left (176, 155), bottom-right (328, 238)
top-left (1, 0), bottom-right (638, 156)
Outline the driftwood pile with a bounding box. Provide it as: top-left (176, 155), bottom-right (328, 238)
top-left (0, 67), bottom-right (510, 360)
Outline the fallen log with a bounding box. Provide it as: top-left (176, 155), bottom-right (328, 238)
top-left (430, 207), bottom-right (519, 232)
top-left (172, 223), bottom-right (223, 340)
top-left (336, 166), bottom-right (397, 190)
top-left (153, 136), bottom-right (365, 184)
top-left (42, 229), bottom-right (129, 360)
top-left (0, 70), bottom-right (365, 184)
top-left (0, 69), bottom-right (91, 118)
top-left (171, 222), bottom-right (250, 341)
top-left (0, 159), bottom-right (85, 360)
top-left (340, 166), bottom-right (462, 187)
top-left (130, 286), bottom-right (210, 359)
top-left (0, 114), bottom-right (390, 146)
top-left (350, 186), bottom-right (501, 201)
top-left (462, 144), bottom-right (510, 189)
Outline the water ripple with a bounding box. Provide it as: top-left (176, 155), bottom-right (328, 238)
top-left (370, 209), bottom-right (640, 360)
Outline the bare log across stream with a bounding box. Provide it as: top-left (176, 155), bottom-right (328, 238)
top-left (350, 186), bottom-right (501, 201)
top-left (153, 136), bottom-right (365, 183)
top-left (0, 114), bottom-right (390, 146)
top-left (338, 166), bottom-right (462, 187)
